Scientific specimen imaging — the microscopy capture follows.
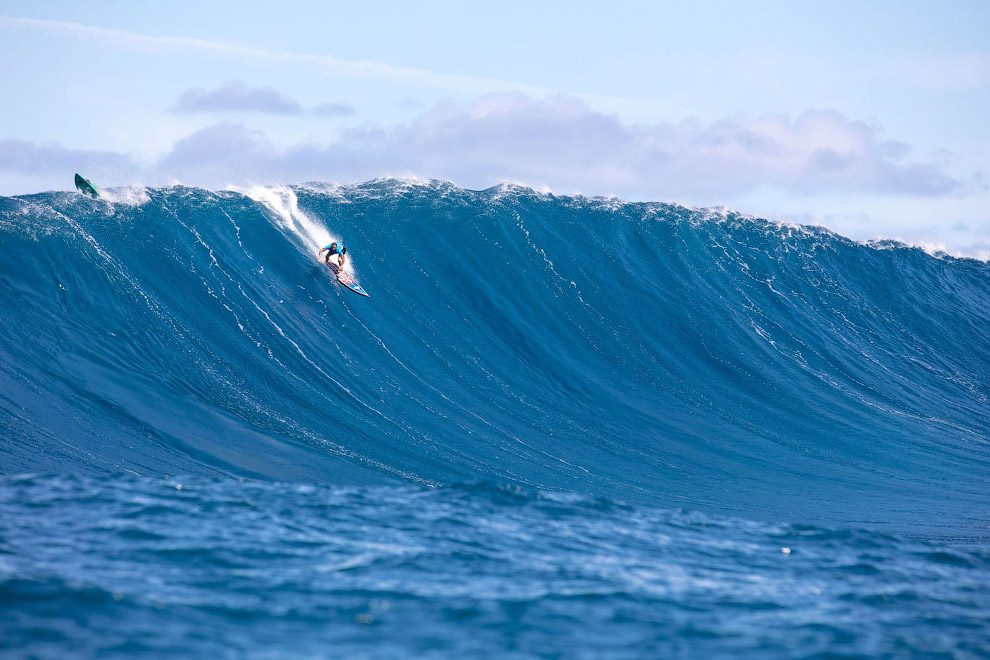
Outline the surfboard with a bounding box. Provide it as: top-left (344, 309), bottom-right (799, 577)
top-left (74, 173), bottom-right (99, 199)
top-left (326, 260), bottom-right (369, 297)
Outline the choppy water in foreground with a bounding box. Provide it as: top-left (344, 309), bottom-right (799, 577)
top-left (1, 180), bottom-right (989, 656)
top-left (3, 474), bottom-right (988, 659)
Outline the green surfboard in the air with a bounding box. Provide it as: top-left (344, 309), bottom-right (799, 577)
top-left (74, 173), bottom-right (99, 198)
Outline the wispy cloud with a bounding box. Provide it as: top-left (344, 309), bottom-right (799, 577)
top-left (0, 15), bottom-right (548, 96)
top-left (172, 82), bottom-right (303, 114)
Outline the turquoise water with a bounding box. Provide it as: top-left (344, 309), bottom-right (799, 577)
top-left (1, 181), bottom-right (988, 657)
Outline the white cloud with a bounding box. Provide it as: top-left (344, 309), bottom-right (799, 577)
top-left (150, 93), bottom-right (958, 201)
top-left (4, 92), bottom-right (960, 199)
top-left (161, 123), bottom-right (272, 169)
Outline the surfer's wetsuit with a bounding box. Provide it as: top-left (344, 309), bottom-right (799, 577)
top-left (319, 243), bottom-right (346, 269)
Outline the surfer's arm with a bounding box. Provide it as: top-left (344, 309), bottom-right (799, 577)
top-left (318, 247), bottom-right (326, 258)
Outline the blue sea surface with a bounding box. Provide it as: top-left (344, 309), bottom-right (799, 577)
top-left (1, 180), bottom-right (988, 657)
top-left (4, 475), bottom-right (989, 658)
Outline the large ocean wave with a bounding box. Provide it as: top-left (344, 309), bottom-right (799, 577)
top-left (2, 180), bottom-right (988, 532)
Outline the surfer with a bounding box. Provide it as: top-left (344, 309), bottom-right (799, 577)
top-left (320, 240), bottom-right (369, 297)
top-left (74, 173), bottom-right (99, 199)
top-left (319, 241), bottom-right (347, 269)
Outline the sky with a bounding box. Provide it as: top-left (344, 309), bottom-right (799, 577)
top-left (1, 0), bottom-right (988, 254)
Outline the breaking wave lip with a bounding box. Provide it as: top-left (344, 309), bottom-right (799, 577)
top-left (297, 178), bottom-right (990, 262)
top-left (21, 176), bottom-right (990, 262)
top-left (1, 178), bottom-right (989, 537)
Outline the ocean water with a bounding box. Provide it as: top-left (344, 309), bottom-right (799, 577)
top-left (1, 180), bottom-right (988, 657)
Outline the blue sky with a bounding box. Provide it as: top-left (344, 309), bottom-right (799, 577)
top-left (1, 1), bottom-right (988, 254)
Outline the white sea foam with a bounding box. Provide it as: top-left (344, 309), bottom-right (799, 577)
top-left (232, 184), bottom-right (360, 274)
top-left (99, 186), bottom-right (151, 207)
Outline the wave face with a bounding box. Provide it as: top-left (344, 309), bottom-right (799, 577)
top-left (1, 180), bottom-right (989, 531)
